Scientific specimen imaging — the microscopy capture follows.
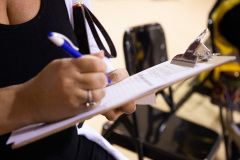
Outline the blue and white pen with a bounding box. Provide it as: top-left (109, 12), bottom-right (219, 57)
top-left (48, 32), bottom-right (111, 83)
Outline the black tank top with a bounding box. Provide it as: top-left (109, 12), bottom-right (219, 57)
top-left (0, 0), bottom-right (82, 159)
top-left (0, 0), bottom-right (78, 88)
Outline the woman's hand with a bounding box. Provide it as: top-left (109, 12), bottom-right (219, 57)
top-left (102, 68), bottom-right (136, 121)
top-left (17, 51), bottom-right (108, 124)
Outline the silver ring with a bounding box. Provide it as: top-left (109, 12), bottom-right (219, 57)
top-left (86, 90), bottom-right (96, 107)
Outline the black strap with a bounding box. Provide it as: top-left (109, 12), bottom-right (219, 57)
top-left (73, 6), bottom-right (91, 54)
top-left (73, 4), bottom-right (117, 58)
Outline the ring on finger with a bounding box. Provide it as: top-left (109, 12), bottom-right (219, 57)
top-left (86, 90), bottom-right (96, 107)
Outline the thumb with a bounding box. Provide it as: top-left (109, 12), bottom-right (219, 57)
top-left (92, 50), bottom-right (104, 59)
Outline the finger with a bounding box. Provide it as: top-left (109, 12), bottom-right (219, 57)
top-left (120, 102), bottom-right (136, 114)
top-left (77, 72), bottom-right (108, 89)
top-left (83, 88), bottom-right (106, 104)
top-left (103, 109), bottom-right (124, 121)
top-left (91, 50), bottom-right (104, 59)
top-left (71, 56), bottom-right (107, 73)
top-left (103, 102), bottom-right (136, 121)
top-left (69, 87), bottom-right (105, 107)
top-left (107, 68), bottom-right (129, 85)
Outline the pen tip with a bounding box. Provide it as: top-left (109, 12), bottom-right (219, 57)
top-left (107, 77), bottom-right (111, 84)
top-left (48, 32), bottom-right (53, 37)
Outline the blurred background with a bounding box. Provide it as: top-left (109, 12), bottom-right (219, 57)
top-left (85, 0), bottom-right (240, 159)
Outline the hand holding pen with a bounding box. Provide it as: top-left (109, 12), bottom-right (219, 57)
top-left (48, 32), bottom-right (136, 121)
top-left (48, 31), bottom-right (112, 108)
top-left (10, 35), bottom-right (109, 130)
top-left (48, 32), bottom-right (111, 84)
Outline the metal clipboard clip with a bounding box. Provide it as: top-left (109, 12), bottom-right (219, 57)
top-left (171, 29), bottom-right (220, 67)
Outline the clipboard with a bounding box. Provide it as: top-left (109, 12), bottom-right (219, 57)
top-left (7, 30), bottom-right (236, 149)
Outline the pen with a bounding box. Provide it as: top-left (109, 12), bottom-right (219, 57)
top-left (48, 32), bottom-right (111, 83)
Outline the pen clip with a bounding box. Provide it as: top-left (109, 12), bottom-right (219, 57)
top-left (50, 32), bottom-right (79, 51)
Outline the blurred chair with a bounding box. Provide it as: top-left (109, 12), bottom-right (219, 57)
top-left (102, 22), bottom-right (221, 160)
top-left (173, 0), bottom-right (240, 159)
top-left (206, 0), bottom-right (240, 159)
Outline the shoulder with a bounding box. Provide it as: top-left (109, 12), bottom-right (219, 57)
top-left (0, 0), bottom-right (9, 24)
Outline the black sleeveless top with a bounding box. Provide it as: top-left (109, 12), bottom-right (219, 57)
top-left (0, 0), bottom-right (82, 159)
top-left (0, 0), bottom-right (78, 88)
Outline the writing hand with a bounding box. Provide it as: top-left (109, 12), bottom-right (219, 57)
top-left (17, 51), bottom-right (108, 124)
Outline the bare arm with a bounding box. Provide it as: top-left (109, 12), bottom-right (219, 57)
top-left (0, 85), bottom-right (32, 135)
top-left (0, 52), bottom-right (108, 135)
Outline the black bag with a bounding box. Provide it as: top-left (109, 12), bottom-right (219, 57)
top-left (72, 2), bottom-right (117, 58)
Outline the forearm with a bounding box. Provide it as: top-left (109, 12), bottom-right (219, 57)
top-left (0, 55), bottom-right (108, 135)
top-left (0, 84), bottom-right (35, 135)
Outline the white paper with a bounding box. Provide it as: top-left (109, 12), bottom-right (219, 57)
top-left (7, 60), bottom-right (212, 148)
top-left (134, 93), bottom-right (156, 105)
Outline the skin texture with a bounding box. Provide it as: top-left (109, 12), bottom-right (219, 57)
top-left (0, 0), bottom-right (136, 135)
